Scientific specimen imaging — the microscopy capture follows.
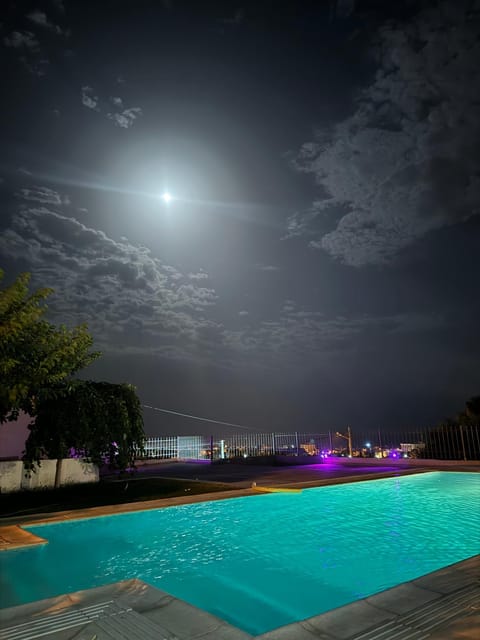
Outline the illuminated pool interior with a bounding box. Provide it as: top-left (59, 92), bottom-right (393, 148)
top-left (1, 471), bottom-right (479, 635)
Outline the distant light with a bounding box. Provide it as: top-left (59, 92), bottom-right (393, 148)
top-left (365, 442), bottom-right (371, 448)
top-left (161, 192), bottom-right (172, 203)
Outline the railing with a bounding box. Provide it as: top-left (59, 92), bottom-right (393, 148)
top-left (138, 425), bottom-right (480, 462)
top-left (139, 432), bottom-right (330, 461)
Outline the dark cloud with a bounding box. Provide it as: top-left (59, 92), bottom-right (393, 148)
top-left (27, 9), bottom-right (63, 34)
top-left (289, 1), bottom-right (480, 266)
top-left (0, 195), bottom-right (220, 362)
top-left (19, 186), bottom-right (69, 205)
top-left (4, 31), bottom-right (40, 50)
top-left (1, 184), bottom-right (446, 376)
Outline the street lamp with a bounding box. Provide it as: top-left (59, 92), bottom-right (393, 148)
top-left (336, 426), bottom-right (352, 457)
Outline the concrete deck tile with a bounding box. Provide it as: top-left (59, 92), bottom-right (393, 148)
top-left (413, 556), bottom-right (480, 594)
top-left (365, 582), bottom-right (441, 615)
top-left (257, 622), bottom-right (332, 639)
top-left (303, 600), bottom-right (396, 639)
top-left (48, 628), bottom-right (93, 640)
top-left (142, 597), bottom-right (233, 638)
top-left (111, 579), bottom-right (174, 612)
top-left (196, 623), bottom-right (254, 639)
top-left (70, 624), bottom-right (106, 639)
top-left (427, 611), bottom-right (480, 639)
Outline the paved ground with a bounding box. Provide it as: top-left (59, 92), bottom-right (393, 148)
top-left (108, 458), bottom-right (436, 487)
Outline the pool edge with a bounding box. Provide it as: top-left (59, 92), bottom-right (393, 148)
top-left (0, 555), bottom-right (478, 639)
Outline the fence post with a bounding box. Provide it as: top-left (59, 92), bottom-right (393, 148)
top-left (295, 431), bottom-right (299, 456)
top-left (459, 425), bottom-right (467, 461)
top-left (210, 435), bottom-right (214, 462)
top-left (271, 432), bottom-right (276, 455)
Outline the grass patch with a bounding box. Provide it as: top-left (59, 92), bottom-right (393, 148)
top-left (0, 477), bottom-right (234, 518)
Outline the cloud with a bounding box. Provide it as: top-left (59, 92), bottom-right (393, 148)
top-left (4, 31), bottom-right (40, 51)
top-left (81, 86), bottom-right (99, 110)
top-left (18, 186), bottom-right (69, 206)
top-left (107, 107), bottom-right (143, 129)
top-left (28, 10), bottom-right (50, 26)
top-left (289, 1), bottom-right (480, 266)
top-left (0, 204), bottom-right (221, 362)
top-left (188, 271), bottom-right (209, 280)
top-left (51, 0), bottom-right (65, 12)
top-left (81, 87), bottom-right (142, 128)
top-left (222, 305), bottom-right (446, 370)
top-left (238, 310), bottom-right (249, 316)
top-left (110, 96), bottom-right (123, 108)
top-left (27, 9), bottom-right (63, 33)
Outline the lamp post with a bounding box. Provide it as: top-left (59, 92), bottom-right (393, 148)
top-left (335, 426), bottom-right (352, 457)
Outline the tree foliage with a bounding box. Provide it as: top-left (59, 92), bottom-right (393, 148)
top-left (458, 396), bottom-right (480, 424)
top-left (24, 380), bottom-right (145, 471)
top-left (0, 269), bottom-right (100, 422)
top-left (423, 396), bottom-right (480, 460)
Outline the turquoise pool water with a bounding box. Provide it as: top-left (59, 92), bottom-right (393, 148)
top-left (1, 472), bottom-right (479, 634)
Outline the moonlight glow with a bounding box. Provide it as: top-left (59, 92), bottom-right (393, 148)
top-left (161, 192), bottom-right (173, 203)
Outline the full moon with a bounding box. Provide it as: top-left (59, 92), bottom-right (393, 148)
top-left (161, 192), bottom-right (173, 203)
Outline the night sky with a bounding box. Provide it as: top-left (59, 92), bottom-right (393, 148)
top-left (1, 0), bottom-right (479, 435)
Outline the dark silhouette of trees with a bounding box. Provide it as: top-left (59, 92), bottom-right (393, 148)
top-left (423, 396), bottom-right (480, 460)
top-left (24, 380), bottom-right (145, 476)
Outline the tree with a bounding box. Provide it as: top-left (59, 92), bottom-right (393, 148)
top-left (423, 396), bottom-right (480, 460)
top-left (0, 269), bottom-right (100, 422)
top-left (459, 396), bottom-right (480, 424)
top-left (24, 380), bottom-right (145, 475)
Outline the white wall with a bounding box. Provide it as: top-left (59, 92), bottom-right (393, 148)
top-left (0, 459), bottom-right (99, 493)
top-left (0, 460), bottom-right (24, 493)
top-left (21, 459), bottom-right (58, 491)
top-left (57, 458), bottom-right (99, 486)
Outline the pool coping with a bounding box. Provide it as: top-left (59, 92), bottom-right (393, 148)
top-left (0, 556), bottom-right (478, 639)
top-left (1, 468), bottom-right (479, 639)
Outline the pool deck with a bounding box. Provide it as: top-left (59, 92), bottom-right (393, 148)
top-left (1, 461), bottom-right (479, 639)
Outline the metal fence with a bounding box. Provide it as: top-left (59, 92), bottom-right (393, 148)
top-left (139, 425), bottom-right (480, 462)
top-left (139, 432), bottom-right (330, 461)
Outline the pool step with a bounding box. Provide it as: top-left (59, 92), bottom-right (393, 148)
top-left (0, 600), bottom-right (169, 640)
top-left (353, 582), bottom-right (480, 640)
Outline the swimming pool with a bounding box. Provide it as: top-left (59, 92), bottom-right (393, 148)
top-left (1, 472), bottom-right (479, 635)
